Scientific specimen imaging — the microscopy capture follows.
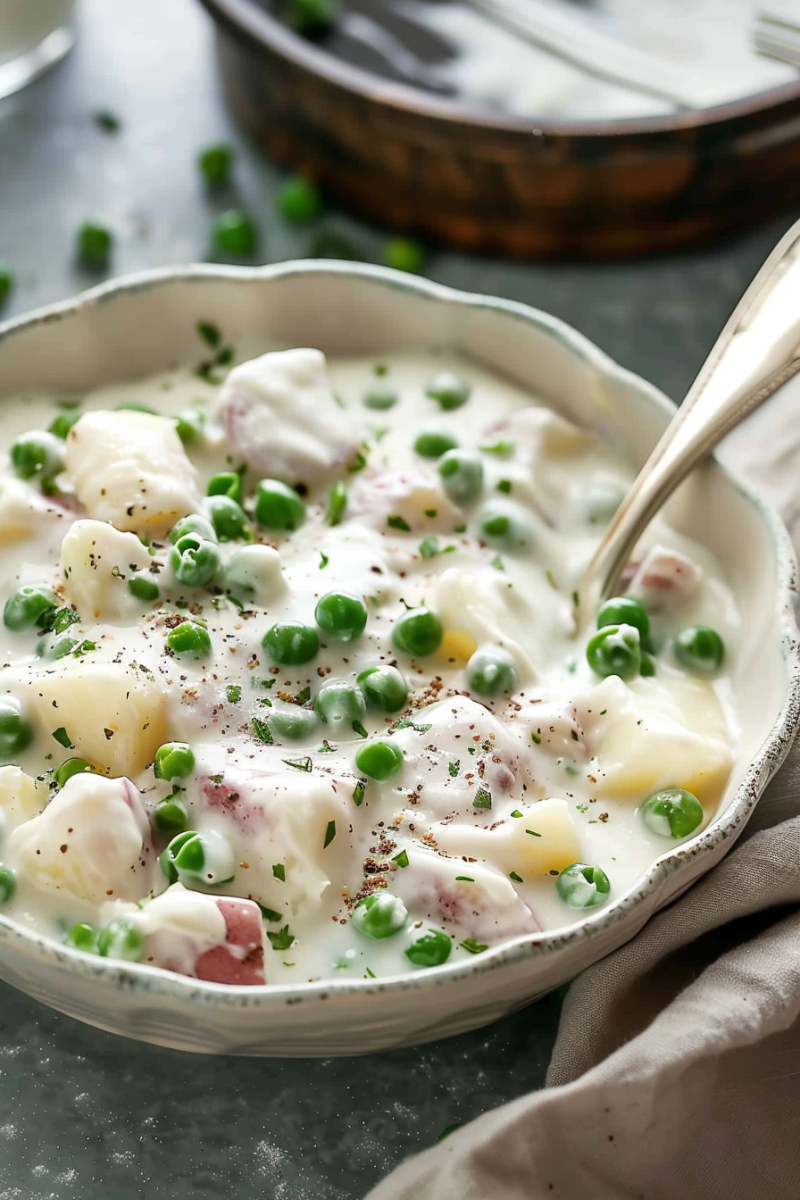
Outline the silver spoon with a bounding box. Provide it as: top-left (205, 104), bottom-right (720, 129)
top-left (578, 216), bottom-right (800, 620)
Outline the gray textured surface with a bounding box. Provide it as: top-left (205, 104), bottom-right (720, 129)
top-left (0, 2), bottom-right (798, 1197)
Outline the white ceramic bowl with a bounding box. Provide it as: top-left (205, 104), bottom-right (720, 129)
top-left (0, 263), bottom-right (797, 1056)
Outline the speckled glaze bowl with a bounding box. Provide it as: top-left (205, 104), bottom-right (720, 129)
top-left (0, 263), bottom-right (797, 1056)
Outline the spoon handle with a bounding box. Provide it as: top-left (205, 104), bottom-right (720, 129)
top-left (580, 217), bottom-right (800, 611)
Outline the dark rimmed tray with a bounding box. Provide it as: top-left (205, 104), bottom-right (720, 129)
top-left (200, 0), bottom-right (800, 259)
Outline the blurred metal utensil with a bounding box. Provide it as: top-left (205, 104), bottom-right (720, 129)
top-left (754, 6), bottom-right (800, 67)
top-left (462, 0), bottom-right (709, 108)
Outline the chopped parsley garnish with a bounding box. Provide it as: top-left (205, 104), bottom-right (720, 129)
top-left (453, 523), bottom-right (467, 533)
top-left (455, 875), bottom-right (474, 882)
top-left (283, 756), bottom-right (313, 772)
top-left (510, 809), bottom-right (523, 818)
top-left (460, 938), bottom-right (488, 954)
top-left (294, 686), bottom-right (311, 706)
top-left (72, 639), bottom-right (97, 658)
top-left (365, 967), bottom-right (376, 979)
top-left (490, 555), bottom-right (504, 571)
top-left (497, 479), bottom-right (512, 494)
top-left (448, 759), bottom-right (460, 778)
top-left (52, 727), bottom-right (73, 749)
top-left (572, 590), bottom-right (580, 607)
top-left (257, 903), bottom-right (283, 923)
top-left (323, 819), bottom-right (336, 848)
top-left (319, 552), bottom-right (330, 569)
top-left (390, 717), bottom-right (432, 733)
top-left (480, 440), bottom-right (515, 456)
top-left (319, 739), bottom-right (336, 753)
top-left (351, 720), bottom-right (368, 738)
top-left (352, 779), bottom-right (366, 806)
top-left (531, 731), bottom-right (542, 745)
top-left (267, 925), bottom-right (295, 951)
top-left (225, 684), bottom-right (242, 704)
top-left (576, 804), bottom-right (589, 814)
top-left (510, 870), bottom-right (523, 883)
top-left (40, 606), bottom-right (79, 635)
top-left (348, 448), bottom-right (368, 473)
top-left (93, 109), bottom-right (121, 132)
top-left (419, 535), bottom-right (440, 558)
top-left (252, 717), bottom-right (274, 744)
top-left (393, 850), bottom-right (409, 868)
top-left (473, 786), bottom-right (492, 810)
top-left (197, 321), bottom-right (221, 348)
top-left (424, 508), bottom-right (437, 518)
top-left (546, 569), bottom-right (558, 590)
top-left (216, 346), bottom-right (234, 366)
top-left (272, 863), bottom-right (286, 882)
top-left (387, 514), bottom-right (411, 532)
top-left (525, 829), bottom-right (542, 838)
top-left (374, 364), bottom-right (388, 376)
top-left (437, 1124), bottom-right (462, 1142)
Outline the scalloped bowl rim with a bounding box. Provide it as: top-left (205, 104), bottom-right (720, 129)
top-left (0, 260), bottom-right (797, 1012)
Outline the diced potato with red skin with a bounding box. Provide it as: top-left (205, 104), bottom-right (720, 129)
top-left (348, 467), bottom-right (462, 535)
top-left (121, 884), bottom-right (267, 985)
top-left (194, 897), bottom-right (267, 985)
top-left (627, 545), bottom-right (701, 610)
top-left (390, 847), bottom-right (540, 942)
top-left (217, 348), bottom-right (360, 481)
top-left (9, 775), bottom-right (155, 905)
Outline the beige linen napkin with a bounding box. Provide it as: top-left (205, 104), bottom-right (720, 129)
top-left (366, 378), bottom-right (800, 1200)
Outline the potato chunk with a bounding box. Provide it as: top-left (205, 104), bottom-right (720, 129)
top-left (0, 765), bottom-right (45, 834)
top-left (25, 662), bottom-right (168, 775)
top-left (61, 519), bottom-right (153, 620)
top-left (9, 774), bottom-right (154, 904)
top-left (434, 797), bottom-right (582, 880)
top-left (64, 410), bottom-right (201, 536)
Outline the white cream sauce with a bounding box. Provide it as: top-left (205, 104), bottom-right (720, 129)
top-left (0, 336), bottom-right (740, 984)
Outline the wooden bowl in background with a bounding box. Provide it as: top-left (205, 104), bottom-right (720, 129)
top-left (200, 0), bottom-right (800, 259)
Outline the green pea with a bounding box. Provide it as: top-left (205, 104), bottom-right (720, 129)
top-left (170, 534), bottom-right (221, 588)
top-left (583, 481), bottom-right (625, 526)
top-left (153, 795), bottom-right (189, 834)
top-left (288, 0), bottom-right (339, 35)
top-left (268, 707), bottom-right (319, 741)
top-left (640, 788), bottom-right (704, 839)
top-left (355, 739), bottom-right (404, 781)
top-left (198, 143), bottom-right (234, 187)
top-left (414, 429), bottom-right (459, 459)
top-left (315, 591), bottom-right (368, 642)
top-left (466, 645), bottom-right (518, 697)
top-left (3, 585), bottom-right (59, 631)
top-left (154, 741), bottom-right (195, 781)
top-left (404, 928), bottom-right (452, 968)
top-left (476, 501), bottom-right (532, 550)
top-left (351, 892), bottom-right (408, 939)
top-left (64, 922), bottom-right (99, 953)
top-left (313, 680), bottom-right (366, 730)
top-left (169, 513), bottom-right (218, 544)
top-left (205, 495), bottom-right (250, 542)
top-left (54, 758), bottom-right (93, 789)
top-left (10, 431), bottom-right (63, 481)
top-left (98, 917), bottom-right (144, 962)
top-left (357, 665), bottom-right (408, 713)
top-left (586, 623), bottom-right (641, 681)
top-left (326, 480), bottom-right (347, 525)
top-left (438, 450), bottom-right (484, 503)
top-left (128, 576), bottom-right (160, 602)
top-left (0, 267), bottom-right (13, 307)
top-left (77, 222), bottom-right (113, 268)
top-left (674, 625), bottom-right (725, 676)
top-left (384, 238), bottom-right (425, 275)
top-left (597, 596), bottom-right (650, 646)
top-left (0, 701), bottom-right (32, 760)
top-left (174, 410), bottom-right (204, 443)
top-left (213, 209), bottom-right (258, 256)
top-left (255, 479), bottom-right (306, 531)
top-left (392, 606), bottom-right (443, 658)
top-left (426, 371), bottom-right (471, 411)
top-left (363, 385), bottom-right (398, 411)
top-left (278, 175), bottom-right (323, 224)
top-left (556, 863), bottom-right (611, 908)
top-left (48, 408), bottom-right (81, 439)
top-left (0, 864), bottom-right (16, 905)
top-left (160, 829), bottom-right (235, 887)
top-left (263, 621), bottom-right (319, 666)
top-left (166, 621), bottom-right (212, 659)
top-left (208, 471), bottom-right (244, 506)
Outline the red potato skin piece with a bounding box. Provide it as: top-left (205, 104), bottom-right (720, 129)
top-left (194, 896), bottom-right (267, 985)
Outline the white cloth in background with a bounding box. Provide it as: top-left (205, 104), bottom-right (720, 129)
top-left (366, 376), bottom-right (800, 1200)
